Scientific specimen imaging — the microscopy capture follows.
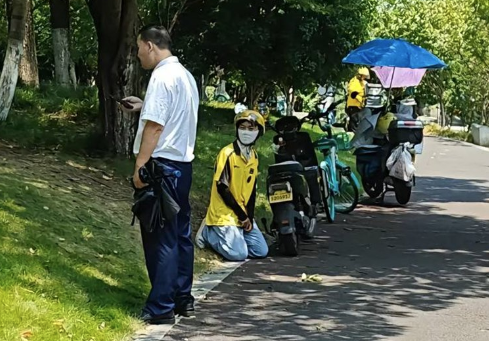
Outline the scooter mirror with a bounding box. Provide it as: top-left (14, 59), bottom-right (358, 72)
top-left (234, 103), bottom-right (247, 114)
top-left (318, 85), bottom-right (327, 96)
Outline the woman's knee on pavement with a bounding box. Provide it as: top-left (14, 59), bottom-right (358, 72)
top-left (221, 246), bottom-right (248, 261)
top-left (244, 222), bottom-right (269, 259)
top-left (217, 238), bottom-right (248, 261)
top-left (248, 240), bottom-right (268, 259)
top-left (206, 226), bottom-right (248, 261)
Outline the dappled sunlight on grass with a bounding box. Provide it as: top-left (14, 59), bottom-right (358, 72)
top-left (0, 148), bottom-right (147, 340)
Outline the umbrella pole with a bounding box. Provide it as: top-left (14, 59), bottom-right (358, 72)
top-left (385, 67), bottom-right (396, 113)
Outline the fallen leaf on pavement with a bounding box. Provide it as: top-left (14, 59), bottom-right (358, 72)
top-left (301, 273), bottom-right (322, 283)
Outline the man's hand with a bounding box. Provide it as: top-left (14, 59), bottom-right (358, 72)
top-left (133, 168), bottom-right (147, 189)
top-left (121, 96), bottom-right (143, 112)
top-left (241, 218), bottom-right (253, 232)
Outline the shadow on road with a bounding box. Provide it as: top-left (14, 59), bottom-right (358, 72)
top-left (167, 175), bottom-right (489, 341)
top-left (416, 176), bottom-right (489, 204)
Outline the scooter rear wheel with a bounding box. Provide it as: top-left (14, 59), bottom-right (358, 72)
top-left (279, 233), bottom-right (299, 256)
top-left (393, 178), bottom-right (412, 205)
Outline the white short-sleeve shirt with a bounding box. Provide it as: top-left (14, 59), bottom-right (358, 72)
top-left (133, 56), bottom-right (199, 162)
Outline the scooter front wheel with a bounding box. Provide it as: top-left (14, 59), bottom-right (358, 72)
top-left (393, 178), bottom-right (412, 205)
top-left (279, 233), bottom-right (299, 256)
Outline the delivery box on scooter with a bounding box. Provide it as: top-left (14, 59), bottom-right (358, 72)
top-left (365, 83), bottom-right (384, 108)
top-left (388, 120), bottom-right (423, 146)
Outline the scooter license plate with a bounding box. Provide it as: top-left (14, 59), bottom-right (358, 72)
top-left (269, 190), bottom-right (293, 203)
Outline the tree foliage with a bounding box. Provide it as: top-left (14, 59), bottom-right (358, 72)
top-left (174, 0), bottom-right (375, 104)
top-left (372, 0), bottom-right (489, 126)
top-left (4, 0), bottom-right (489, 153)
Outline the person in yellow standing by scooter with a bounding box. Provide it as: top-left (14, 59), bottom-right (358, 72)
top-left (346, 67), bottom-right (370, 132)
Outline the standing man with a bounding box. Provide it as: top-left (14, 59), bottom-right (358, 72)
top-left (346, 67), bottom-right (370, 132)
top-left (122, 25), bottom-right (199, 325)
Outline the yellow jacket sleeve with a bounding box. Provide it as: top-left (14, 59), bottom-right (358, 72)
top-left (347, 78), bottom-right (365, 108)
top-left (213, 147), bottom-right (232, 182)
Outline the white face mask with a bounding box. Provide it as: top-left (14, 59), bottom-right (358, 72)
top-left (238, 129), bottom-right (259, 145)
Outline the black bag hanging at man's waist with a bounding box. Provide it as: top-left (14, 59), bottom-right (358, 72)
top-left (131, 160), bottom-right (181, 232)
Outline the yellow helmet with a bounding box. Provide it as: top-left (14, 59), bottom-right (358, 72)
top-left (234, 110), bottom-right (266, 135)
top-left (358, 67), bottom-right (370, 78)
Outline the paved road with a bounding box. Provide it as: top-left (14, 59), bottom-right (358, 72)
top-left (167, 137), bottom-right (489, 341)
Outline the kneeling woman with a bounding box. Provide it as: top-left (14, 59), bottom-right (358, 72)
top-left (195, 110), bottom-right (268, 261)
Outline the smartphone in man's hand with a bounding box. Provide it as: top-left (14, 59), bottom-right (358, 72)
top-left (110, 95), bottom-right (134, 109)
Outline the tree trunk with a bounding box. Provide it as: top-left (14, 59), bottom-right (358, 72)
top-left (168, 0), bottom-right (188, 34)
top-left (49, 0), bottom-right (71, 86)
top-left (18, 0), bottom-right (39, 87)
top-left (52, 28), bottom-right (71, 85)
top-left (0, 0), bottom-right (28, 121)
top-left (246, 82), bottom-right (266, 108)
top-left (439, 101), bottom-right (445, 127)
top-left (88, 0), bottom-right (139, 156)
top-left (482, 107), bottom-right (488, 126)
top-left (287, 86), bottom-right (295, 116)
top-left (69, 59), bottom-right (77, 88)
top-left (200, 74), bottom-right (205, 101)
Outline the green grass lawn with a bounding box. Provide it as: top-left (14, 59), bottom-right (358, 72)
top-left (0, 146), bottom-right (145, 340)
top-left (0, 87), bottom-right (358, 341)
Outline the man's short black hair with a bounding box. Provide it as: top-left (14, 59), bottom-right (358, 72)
top-left (138, 25), bottom-right (172, 50)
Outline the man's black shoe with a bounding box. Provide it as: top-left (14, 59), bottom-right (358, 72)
top-left (139, 311), bottom-right (176, 325)
top-left (175, 300), bottom-right (195, 317)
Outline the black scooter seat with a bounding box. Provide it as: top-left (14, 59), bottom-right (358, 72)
top-left (268, 161), bottom-right (304, 176)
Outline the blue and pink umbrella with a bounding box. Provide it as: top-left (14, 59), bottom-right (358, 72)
top-left (342, 38), bottom-right (447, 88)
